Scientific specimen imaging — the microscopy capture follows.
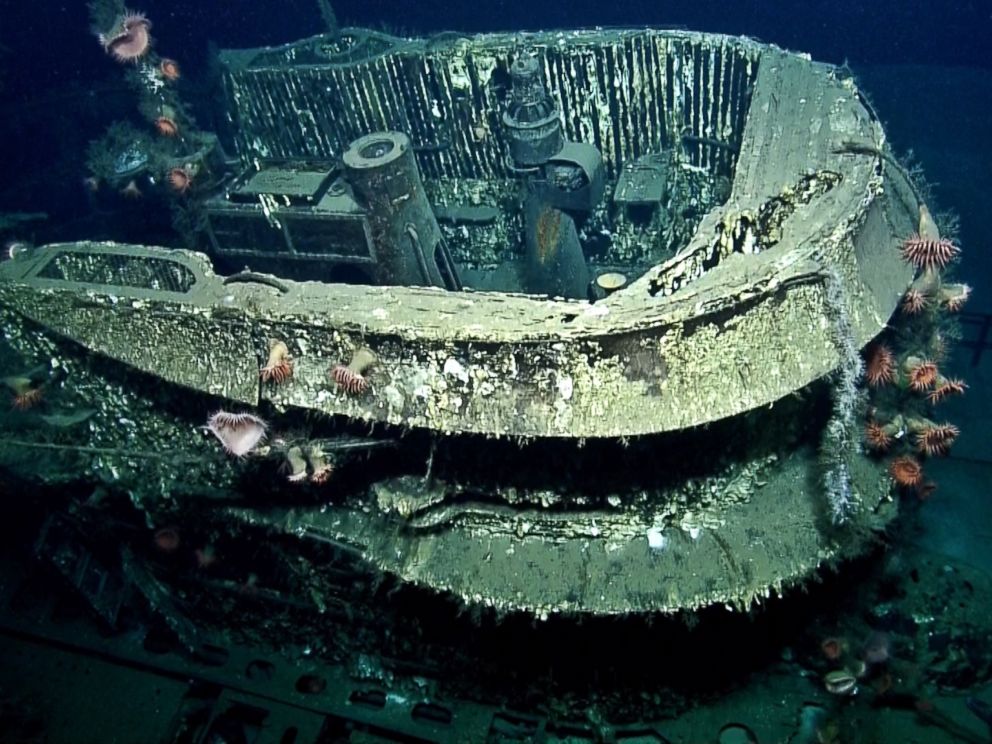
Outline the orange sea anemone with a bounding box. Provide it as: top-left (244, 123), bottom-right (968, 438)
top-left (865, 344), bottom-right (896, 387)
top-left (168, 166), bottom-right (192, 194)
top-left (915, 423), bottom-right (959, 457)
top-left (259, 340), bottom-right (293, 384)
top-left (100, 11), bottom-right (152, 63)
top-left (864, 420), bottom-right (894, 452)
top-left (307, 449), bottom-right (334, 485)
top-left (155, 116), bottom-right (178, 137)
top-left (904, 357), bottom-right (938, 392)
top-left (888, 456), bottom-right (923, 488)
top-left (4, 376), bottom-right (43, 411)
top-left (310, 464), bottom-right (334, 484)
top-left (153, 527), bottom-right (180, 553)
top-left (928, 377), bottom-right (967, 404)
top-left (11, 388), bottom-right (43, 410)
top-left (900, 234), bottom-right (960, 273)
top-left (900, 288), bottom-right (929, 315)
top-left (159, 58), bottom-right (181, 81)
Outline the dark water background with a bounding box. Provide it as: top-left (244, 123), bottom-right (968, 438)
top-left (1, 0), bottom-right (991, 84)
top-left (1, 0), bottom-right (990, 226)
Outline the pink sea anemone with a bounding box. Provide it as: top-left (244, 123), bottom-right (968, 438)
top-left (900, 288), bottom-right (929, 315)
top-left (939, 283), bottom-right (971, 312)
top-left (331, 364), bottom-right (369, 395)
top-left (206, 411), bottom-right (267, 457)
top-left (259, 340), bottom-right (293, 384)
top-left (821, 637), bottom-right (845, 661)
top-left (100, 11), bottom-right (152, 63)
top-left (330, 347), bottom-right (377, 396)
top-left (153, 527), bottom-right (180, 553)
top-left (155, 116), bottom-right (179, 137)
top-left (159, 58), bottom-right (181, 81)
top-left (120, 179), bottom-right (142, 200)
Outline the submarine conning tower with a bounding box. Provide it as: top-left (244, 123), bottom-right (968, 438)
top-left (0, 28), bottom-right (935, 616)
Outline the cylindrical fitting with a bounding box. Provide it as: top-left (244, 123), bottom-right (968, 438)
top-left (342, 131), bottom-right (456, 288)
top-left (502, 55), bottom-right (563, 169)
